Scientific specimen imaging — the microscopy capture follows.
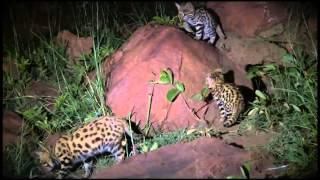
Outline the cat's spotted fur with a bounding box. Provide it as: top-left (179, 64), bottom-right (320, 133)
top-left (35, 116), bottom-right (139, 178)
top-left (206, 69), bottom-right (245, 127)
top-left (175, 2), bottom-right (226, 45)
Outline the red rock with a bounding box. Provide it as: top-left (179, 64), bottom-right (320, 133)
top-left (216, 32), bottom-right (286, 89)
top-left (103, 24), bottom-right (223, 133)
top-left (207, 2), bottom-right (288, 38)
top-left (92, 137), bottom-right (275, 178)
top-left (55, 30), bottom-right (93, 61)
top-left (3, 111), bottom-right (24, 149)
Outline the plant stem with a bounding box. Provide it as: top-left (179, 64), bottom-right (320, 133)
top-left (145, 83), bottom-right (155, 137)
top-left (181, 94), bottom-right (208, 124)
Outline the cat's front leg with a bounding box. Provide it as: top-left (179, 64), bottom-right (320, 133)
top-left (194, 24), bottom-right (203, 40)
top-left (183, 22), bottom-right (195, 33)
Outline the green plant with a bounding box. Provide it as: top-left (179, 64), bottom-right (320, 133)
top-left (191, 86), bottom-right (210, 101)
top-left (152, 15), bottom-right (180, 26)
top-left (240, 51), bottom-right (317, 176)
top-left (3, 124), bottom-right (38, 178)
top-left (145, 68), bottom-right (186, 136)
top-left (140, 142), bottom-right (159, 153)
top-left (151, 68), bottom-right (186, 102)
top-left (186, 127), bottom-right (225, 138)
top-left (226, 162), bottom-right (252, 179)
top-left (137, 129), bottom-right (198, 153)
top-left (4, 2), bottom-right (183, 177)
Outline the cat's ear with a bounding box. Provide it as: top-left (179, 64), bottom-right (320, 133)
top-left (185, 2), bottom-right (195, 11)
top-left (213, 68), bottom-right (223, 74)
top-left (212, 68), bottom-right (224, 79)
top-left (174, 2), bottom-right (181, 10)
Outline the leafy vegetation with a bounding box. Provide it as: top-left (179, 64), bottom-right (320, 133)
top-left (151, 68), bottom-right (186, 102)
top-left (3, 2), bottom-right (182, 177)
top-left (226, 161), bottom-right (252, 179)
top-left (240, 50), bottom-right (317, 176)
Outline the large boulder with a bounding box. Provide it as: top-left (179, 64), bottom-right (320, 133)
top-left (92, 137), bottom-right (275, 178)
top-left (207, 2), bottom-right (288, 38)
top-left (103, 24), bottom-right (225, 133)
top-left (101, 22), bottom-right (287, 133)
top-left (55, 30), bottom-right (93, 62)
top-left (216, 32), bottom-right (286, 90)
top-left (24, 80), bottom-right (59, 112)
top-left (3, 111), bottom-right (24, 150)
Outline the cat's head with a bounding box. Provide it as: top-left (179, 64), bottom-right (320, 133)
top-left (206, 68), bottom-right (224, 88)
top-left (175, 2), bottom-right (195, 20)
top-left (34, 143), bottom-right (59, 173)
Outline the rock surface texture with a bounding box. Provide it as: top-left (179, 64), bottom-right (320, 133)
top-left (206, 2), bottom-right (288, 38)
top-left (92, 137), bottom-right (275, 179)
top-left (103, 24), bottom-right (225, 132)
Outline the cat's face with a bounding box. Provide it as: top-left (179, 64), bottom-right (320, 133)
top-left (206, 69), bottom-right (224, 88)
top-left (34, 148), bottom-right (58, 173)
top-left (175, 2), bottom-right (195, 20)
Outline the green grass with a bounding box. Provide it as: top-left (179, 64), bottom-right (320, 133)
top-left (95, 129), bottom-right (200, 168)
top-left (238, 4), bottom-right (317, 176)
top-left (240, 21), bottom-right (317, 177)
top-left (3, 124), bottom-right (39, 178)
top-left (3, 2), bottom-right (179, 177)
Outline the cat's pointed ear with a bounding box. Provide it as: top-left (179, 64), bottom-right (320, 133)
top-left (213, 68), bottom-right (223, 74)
top-left (185, 2), bottom-right (195, 11)
top-left (212, 68), bottom-right (224, 79)
top-left (175, 2), bottom-right (181, 10)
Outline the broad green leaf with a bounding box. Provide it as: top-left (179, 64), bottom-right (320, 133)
top-left (150, 142), bottom-right (159, 151)
top-left (263, 63), bottom-right (277, 72)
top-left (165, 68), bottom-right (174, 84)
top-left (255, 90), bottom-right (267, 100)
top-left (159, 70), bottom-right (170, 84)
top-left (191, 93), bottom-right (204, 101)
top-left (175, 82), bottom-right (185, 92)
top-left (201, 87), bottom-right (210, 97)
top-left (166, 88), bottom-right (180, 102)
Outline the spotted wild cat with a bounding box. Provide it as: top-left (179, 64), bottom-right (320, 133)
top-left (205, 69), bottom-right (245, 127)
top-left (175, 2), bottom-right (226, 45)
top-left (35, 116), bottom-right (140, 178)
